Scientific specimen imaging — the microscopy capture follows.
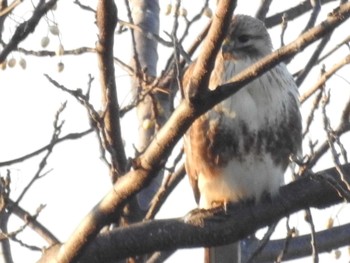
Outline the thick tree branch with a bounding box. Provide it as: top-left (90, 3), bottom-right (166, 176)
top-left (186, 0), bottom-right (236, 99)
top-left (96, 0), bottom-right (127, 181)
top-left (47, 3), bottom-right (350, 263)
top-left (40, 165), bottom-right (350, 263)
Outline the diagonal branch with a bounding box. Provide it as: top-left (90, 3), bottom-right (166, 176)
top-left (40, 165), bottom-right (350, 263)
top-left (7, 198), bottom-right (59, 245)
top-left (186, 0), bottom-right (236, 99)
top-left (0, 0), bottom-right (58, 63)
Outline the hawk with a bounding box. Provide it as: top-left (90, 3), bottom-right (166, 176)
top-left (183, 15), bottom-right (302, 261)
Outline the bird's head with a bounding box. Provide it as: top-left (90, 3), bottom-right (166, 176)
top-left (222, 15), bottom-right (273, 61)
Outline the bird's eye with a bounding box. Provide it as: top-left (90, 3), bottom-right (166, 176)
top-left (237, 34), bottom-right (250, 43)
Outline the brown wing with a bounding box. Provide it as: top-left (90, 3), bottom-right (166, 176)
top-left (183, 61), bottom-right (225, 204)
top-left (183, 61), bottom-right (201, 204)
top-left (183, 134), bottom-right (200, 204)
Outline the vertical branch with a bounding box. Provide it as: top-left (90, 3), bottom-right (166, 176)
top-left (96, 0), bottom-right (127, 182)
top-left (128, 0), bottom-right (164, 215)
top-left (304, 209), bottom-right (319, 263)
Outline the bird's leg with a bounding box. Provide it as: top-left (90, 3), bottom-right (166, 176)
top-left (210, 199), bottom-right (231, 214)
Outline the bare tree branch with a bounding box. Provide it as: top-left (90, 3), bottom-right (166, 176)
top-left (318, 34), bottom-right (350, 62)
top-left (7, 198), bottom-right (59, 245)
top-left (14, 102), bottom-right (66, 205)
top-left (145, 164), bottom-right (186, 220)
top-left (0, 129), bottom-right (93, 167)
top-left (39, 165), bottom-right (350, 263)
top-left (96, 0), bottom-right (127, 181)
top-left (300, 54), bottom-right (350, 103)
top-left (0, 0), bottom-right (58, 63)
top-left (295, 33), bottom-right (332, 87)
top-left (17, 46), bottom-right (95, 57)
top-left (186, 0), bottom-right (236, 99)
top-left (265, 0), bottom-right (337, 28)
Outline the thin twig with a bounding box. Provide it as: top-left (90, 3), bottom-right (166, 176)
top-left (163, 0), bottom-right (209, 75)
top-left (1, 204), bottom-right (45, 241)
top-left (0, 129), bottom-right (92, 167)
top-left (322, 91), bottom-right (350, 193)
top-left (300, 54), bottom-right (350, 103)
top-left (302, 88), bottom-right (323, 138)
top-left (276, 217), bottom-right (295, 262)
top-left (44, 74), bottom-right (112, 169)
top-left (145, 167), bottom-right (185, 220)
top-left (246, 221), bottom-right (278, 263)
top-left (318, 34), bottom-right (350, 62)
top-left (14, 102), bottom-right (66, 205)
top-left (7, 198), bottom-right (59, 245)
top-left (170, 0), bottom-right (183, 98)
top-left (73, 0), bottom-right (95, 13)
top-left (296, 33), bottom-right (332, 87)
top-left (124, 0), bottom-right (142, 80)
top-left (304, 208), bottom-right (319, 263)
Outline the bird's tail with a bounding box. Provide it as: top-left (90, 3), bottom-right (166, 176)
top-left (205, 242), bottom-right (240, 263)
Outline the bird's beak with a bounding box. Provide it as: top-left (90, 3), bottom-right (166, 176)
top-left (222, 38), bottom-right (235, 60)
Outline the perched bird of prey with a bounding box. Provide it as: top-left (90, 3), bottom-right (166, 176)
top-left (183, 15), bottom-right (302, 262)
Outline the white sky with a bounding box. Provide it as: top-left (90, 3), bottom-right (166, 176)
top-left (1, 0), bottom-right (350, 262)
